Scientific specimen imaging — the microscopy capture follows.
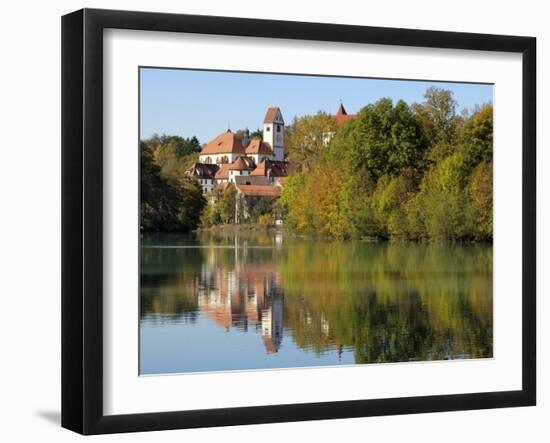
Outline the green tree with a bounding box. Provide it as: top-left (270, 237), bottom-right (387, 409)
top-left (371, 169), bottom-right (416, 238)
top-left (140, 141), bottom-right (206, 232)
top-left (413, 153), bottom-right (475, 240)
top-left (143, 134), bottom-right (201, 181)
top-left (329, 98), bottom-right (427, 182)
top-left (286, 112), bottom-right (337, 172)
top-left (468, 161), bottom-right (493, 240)
top-left (218, 185), bottom-right (237, 224)
top-left (460, 103), bottom-right (493, 169)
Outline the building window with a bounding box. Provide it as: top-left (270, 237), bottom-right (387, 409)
top-left (265, 126), bottom-right (270, 132)
top-left (205, 156), bottom-right (212, 164)
top-left (276, 125), bottom-right (281, 132)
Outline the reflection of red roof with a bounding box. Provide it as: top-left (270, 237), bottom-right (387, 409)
top-left (245, 138), bottom-right (273, 155)
top-left (335, 103), bottom-right (356, 125)
top-left (236, 184), bottom-right (281, 197)
top-left (201, 131), bottom-right (246, 155)
top-left (263, 337), bottom-right (279, 353)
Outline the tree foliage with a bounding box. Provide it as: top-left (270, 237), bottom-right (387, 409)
top-left (140, 137), bottom-right (206, 232)
top-left (143, 134), bottom-right (201, 181)
top-left (285, 112), bottom-right (337, 172)
top-left (280, 93), bottom-right (493, 241)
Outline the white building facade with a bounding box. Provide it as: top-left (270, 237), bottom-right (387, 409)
top-left (262, 107), bottom-right (285, 161)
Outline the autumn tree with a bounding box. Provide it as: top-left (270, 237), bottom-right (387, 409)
top-left (144, 134), bottom-right (201, 181)
top-left (285, 112), bottom-right (337, 172)
top-left (281, 90), bottom-right (493, 242)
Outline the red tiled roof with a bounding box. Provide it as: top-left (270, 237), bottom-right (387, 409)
top-left (250, 159), bottom-right (288, 177)
top-left (336, 103), bottom-right (348, 116)
top-left (334, 103), bottom-right (356, 125)
top-left (245, 138), bottom-right (273, 155)
top-left (201, 131), bottom-right (246, 155)
top-left (250, 160), bottom-right (267, 176)
top-left (236, 184), bottom-right (281, 197)
top-left (263, 107), bottom-right (282, 124)
top-left (335, 114), bottom-right (356, 124)
top-left (228, 156), bottom-right (253, 170)
top-left (215, 164), bottom-right (231, 179)
top-left (234, 176), bottom-right (270, 186)
top-left (185, 162), bottom-right (219, 179)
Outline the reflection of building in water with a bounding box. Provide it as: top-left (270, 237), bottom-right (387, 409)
top-left (261, 294), bottom-right (283, 353)
top-left (196, 254), bottom-right (284, 353)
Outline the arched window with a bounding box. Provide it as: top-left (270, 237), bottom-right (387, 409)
top-left (221, 155), bottom-right (229, 164)
top-left (205, 156), bottom-right (212, 164)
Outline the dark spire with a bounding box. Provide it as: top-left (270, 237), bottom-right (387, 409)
top-left (336, 103), bottom-right (347, 116)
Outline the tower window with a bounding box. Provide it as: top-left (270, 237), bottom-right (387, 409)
top-left (276, 125), bottom-right (281, 132)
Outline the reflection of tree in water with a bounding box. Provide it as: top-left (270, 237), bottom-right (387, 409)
top-left (140, 231), bottom-right (493, 363)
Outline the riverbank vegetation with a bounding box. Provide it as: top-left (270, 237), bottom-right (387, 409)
top-left (281, 88), bottom-right (493, 241)
top-left (140, 136), bottom-right (205, 231)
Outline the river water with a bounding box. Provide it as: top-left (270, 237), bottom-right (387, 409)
top-left (140, 230), bottom-right (492, 374)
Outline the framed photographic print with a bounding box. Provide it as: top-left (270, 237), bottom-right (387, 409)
top-left (61, 8), bottom-right (536, 435)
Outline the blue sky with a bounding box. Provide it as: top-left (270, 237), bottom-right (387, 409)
top-left (140, 68), bottom-right (493, 144)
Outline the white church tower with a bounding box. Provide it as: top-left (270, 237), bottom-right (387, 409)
top-left (263, 107), bottom-right (284, 161)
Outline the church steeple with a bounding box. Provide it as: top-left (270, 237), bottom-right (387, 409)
top-left (336, 103), bottom-right (348, 116)
top-left (262, 107), bottom-right (285, 161)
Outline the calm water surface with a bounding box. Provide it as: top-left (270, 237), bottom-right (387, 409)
top-left (140, 230), bottom-right (492, 375)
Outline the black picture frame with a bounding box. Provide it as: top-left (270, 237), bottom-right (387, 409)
top-left (62, 8), bottom-right (536, 435)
